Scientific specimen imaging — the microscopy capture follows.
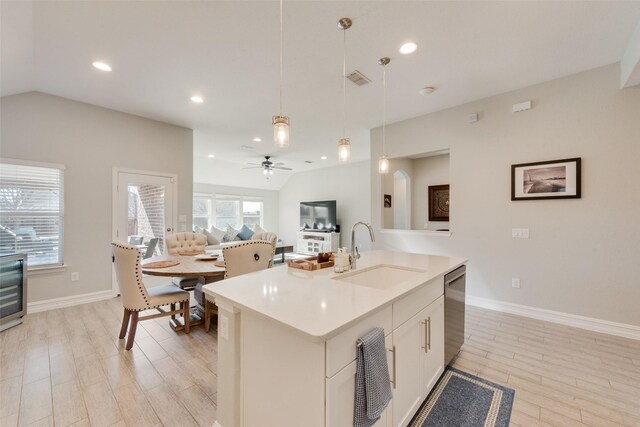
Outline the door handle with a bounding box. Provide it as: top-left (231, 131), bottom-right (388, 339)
top-left (166, 227), bottom-right (172, 232)
top-left (427, 316), bottom-right (431, 350)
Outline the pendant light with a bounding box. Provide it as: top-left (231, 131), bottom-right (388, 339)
top-left (273, 0), bottom-right (290, 148)
top-left (337, 17), bottom-right (352, 162)
top-left (378, 57), bottom-right (390, 174)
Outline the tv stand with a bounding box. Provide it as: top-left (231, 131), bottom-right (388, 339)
top-left (296, 231), bottom-right (340, 255)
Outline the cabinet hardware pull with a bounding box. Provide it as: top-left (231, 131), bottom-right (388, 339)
top-left (427, 317), bottom-right (431, 350)
top-left (388, 346), bottom-right (397, 389)
top-left (420, 320), bottom-right (428, 353)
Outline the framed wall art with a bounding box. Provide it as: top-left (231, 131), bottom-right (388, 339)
top-left (511, 157), bottom-right (581, 201)
top-left (384, 194), bottom-right (392, 208)
top-left (428, 184), bottom-right (449, 221)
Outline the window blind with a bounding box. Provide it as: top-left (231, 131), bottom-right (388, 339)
top-left (0, 160), bottom-right (65, 268)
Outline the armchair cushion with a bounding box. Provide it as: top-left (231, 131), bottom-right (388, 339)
top-left (203, 229), bottom-right (220, 245)
top-left (223, 225), bottom-right (240, 242)
top-left (237, 224), bottom-right (255, 241)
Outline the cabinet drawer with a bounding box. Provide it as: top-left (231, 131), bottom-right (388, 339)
top-left (326, 305), bottom-right (392, 378)
top-left (393, 276), bottom-right (443, 330)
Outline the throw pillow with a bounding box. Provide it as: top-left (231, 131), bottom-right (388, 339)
top-left (203, 229), bottom-right (220, 245)
top-left (252, 223), bottom-right (267, 235)
top-left (237, 224), bottom-right (254, 241)
top-left (209, 225), bottom-right (226, 243)
top-left (223, 225), bottom-right (240, 242)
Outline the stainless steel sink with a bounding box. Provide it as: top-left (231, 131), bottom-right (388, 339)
top-left (332, 264), bottom-right (426, 290)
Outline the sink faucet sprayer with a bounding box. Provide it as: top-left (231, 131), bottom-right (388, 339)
top-left (351, 221), bottom-right (375, 270)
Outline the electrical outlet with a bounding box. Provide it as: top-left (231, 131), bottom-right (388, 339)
top-left (219, 314), bottom-right (229, 340)
top-left (71, 272), bottom-right (79, 282)
top-left (512, 278), bottom-right (521, 288)
top-left (512, 228), bottom-right (530, 239)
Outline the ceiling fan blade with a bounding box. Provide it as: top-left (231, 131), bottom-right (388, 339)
top-left (274, 162), bottom-right (285, 166)
top-left (274, 166), bottom-right (293, 171)
top-left (246, 162), bottom-right (262, 166)
top-left (242, 166), bottom-right (262, 169)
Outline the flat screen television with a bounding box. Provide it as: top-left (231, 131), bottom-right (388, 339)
top-left (300, 200), bottom-right (337, 232)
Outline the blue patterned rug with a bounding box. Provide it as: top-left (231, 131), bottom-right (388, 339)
top-left (409, 366), bottom-right (515, 427)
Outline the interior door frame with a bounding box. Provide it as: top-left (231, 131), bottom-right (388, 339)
top-left (111, 167), bottom-right (178, 295)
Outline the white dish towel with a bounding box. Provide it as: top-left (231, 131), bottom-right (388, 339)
top-left (354, 327), bottom-right (392, 427)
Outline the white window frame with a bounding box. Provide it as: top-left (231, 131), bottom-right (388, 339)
top-left (0, 158), bottom-right (65, 270)
top-left (193, 193), bottom-right (264, 229)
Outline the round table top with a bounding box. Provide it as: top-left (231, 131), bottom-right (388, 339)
top-left (141, 254), bottom-right (225, 277)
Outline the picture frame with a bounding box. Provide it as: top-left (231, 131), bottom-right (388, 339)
top-left (511, 157), bottom-right (581, 201)
top-left (428, 185), bottom-right (449, 221)
top-left (384, 194), bottom-right (392, 208)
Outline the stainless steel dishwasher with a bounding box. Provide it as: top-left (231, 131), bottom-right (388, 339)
top-left (444, 265), bottom-right (466, 365)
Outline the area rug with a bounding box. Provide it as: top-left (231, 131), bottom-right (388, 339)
top-left (409, 366), bottom-right (515, 427)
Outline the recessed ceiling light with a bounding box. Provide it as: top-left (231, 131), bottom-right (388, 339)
top-left (207, 154), bottom-right (215, 158)
top-left (253, 137), bottom-right (262, 142)
top-left (92, 61), bottom-right (112, 72)
top-left (320, 156), bottom-right (327, 160)
top-left (190, 96), bottom-right (204, 104)
top-left (399, 42), bottom-right (418, 55)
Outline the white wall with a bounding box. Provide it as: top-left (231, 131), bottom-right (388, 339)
top-left (279, 161), bottom-right (371, 250)
top-left (193, 182), bottom-right (279, 234)
top-left (1, 92), bottom-right (193, 303)
top-left (371, 64), bottom-right (640, 326)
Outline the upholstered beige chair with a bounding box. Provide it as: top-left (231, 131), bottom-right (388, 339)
top-left (165, 232), bottom-right (207, 289)
top-left (251, 231), bottom-right (278, 266)
top-left (112, 241), bottom-right (190, 350)
top-left (165, 232), bottom-right (207, 255)
top-left (202, 240), bottom-right (274, 331)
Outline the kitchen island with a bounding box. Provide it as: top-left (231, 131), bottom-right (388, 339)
top-left (203, 250), bottom-right (466, 427)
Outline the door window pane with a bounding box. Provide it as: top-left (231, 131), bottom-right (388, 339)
top-left (127, 184), bottom-right (166, 256)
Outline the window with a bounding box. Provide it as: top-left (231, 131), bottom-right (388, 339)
top-left (192, 195), bottom-right (211, 230)
top-left (0, 159), bottom-right (65, 268)
top-left (193, 194), bottom-right (263, 230)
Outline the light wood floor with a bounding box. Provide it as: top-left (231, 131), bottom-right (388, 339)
top-left (1, 300), bottom-right (639, 427)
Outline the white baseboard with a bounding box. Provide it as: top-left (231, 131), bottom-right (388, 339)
top-left (466, 295), bottom-right (640, 341)
top-left (27, 290), bottom-right (116, 313)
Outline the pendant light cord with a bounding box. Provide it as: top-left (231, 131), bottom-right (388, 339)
top-left (279, 0), bottom-right (283, 115)
top-left (382, 66), bottom-right (386, 154)
top-left (342, 28), bottom-right (347, 138)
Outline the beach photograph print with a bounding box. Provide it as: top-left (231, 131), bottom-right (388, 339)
top-left (511, 158), bottom-right (581, 200)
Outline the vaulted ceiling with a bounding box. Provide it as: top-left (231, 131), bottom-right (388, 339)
top-left (2, 1), bottom-right (639, 189)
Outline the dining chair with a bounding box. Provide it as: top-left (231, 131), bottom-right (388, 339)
top-left (165, 232), bottom-right (207, 290)
top-left (200, 240), bottom-right (274, 332)
top-left (251, 231), bottom-right (278, 267)
top-left (112, 241), bottom-right (190, 350)
top-left (128, 235), bottom-right (144, 245)
top-left (143, 237), bottom-right (159, 259)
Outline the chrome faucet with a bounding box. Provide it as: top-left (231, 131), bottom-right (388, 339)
top-left (351, 221), bottom-right (375, 270)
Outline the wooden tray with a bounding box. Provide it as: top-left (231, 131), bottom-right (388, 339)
top-left (288, 259), bottom-right (335, 271)
top-left (143, 260), bottom-right (180, 269)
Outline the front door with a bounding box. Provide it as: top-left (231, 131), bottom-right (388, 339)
top-left (113, 170), bottom-right (176, 293)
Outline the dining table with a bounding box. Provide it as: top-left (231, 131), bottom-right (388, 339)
top-left (141, 253), bottom-right (225, 332)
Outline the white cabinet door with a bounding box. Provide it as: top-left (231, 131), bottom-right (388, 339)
top-left (326, 336), bottom-right (392, 427)
top-left (420, 295), bottom-right (445, 394)
top-left (392, 314), bottom-right (424, 427)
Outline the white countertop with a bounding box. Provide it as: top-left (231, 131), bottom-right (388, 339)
top-left (203, 250), bottom-right (466, 341)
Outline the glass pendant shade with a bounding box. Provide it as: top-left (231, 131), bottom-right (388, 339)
top-left (273, 115), bottom-right (290, 148)
top-left (378, 154), bottom-right (390, 174)
top-left (338, 138), bottom-right (351, 162)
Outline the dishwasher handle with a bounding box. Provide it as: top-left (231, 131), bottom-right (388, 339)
top-left (445, 267), bottom-right (466, 285)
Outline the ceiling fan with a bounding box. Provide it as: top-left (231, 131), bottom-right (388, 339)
top-left (243, 156), bottom-right (292, 175)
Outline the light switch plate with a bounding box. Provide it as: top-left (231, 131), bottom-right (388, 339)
top-left (512, 278), bottom-right (521, 288)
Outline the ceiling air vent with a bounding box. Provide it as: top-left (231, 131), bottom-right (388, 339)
top-left (346, 70), bottom-right (371, 86)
